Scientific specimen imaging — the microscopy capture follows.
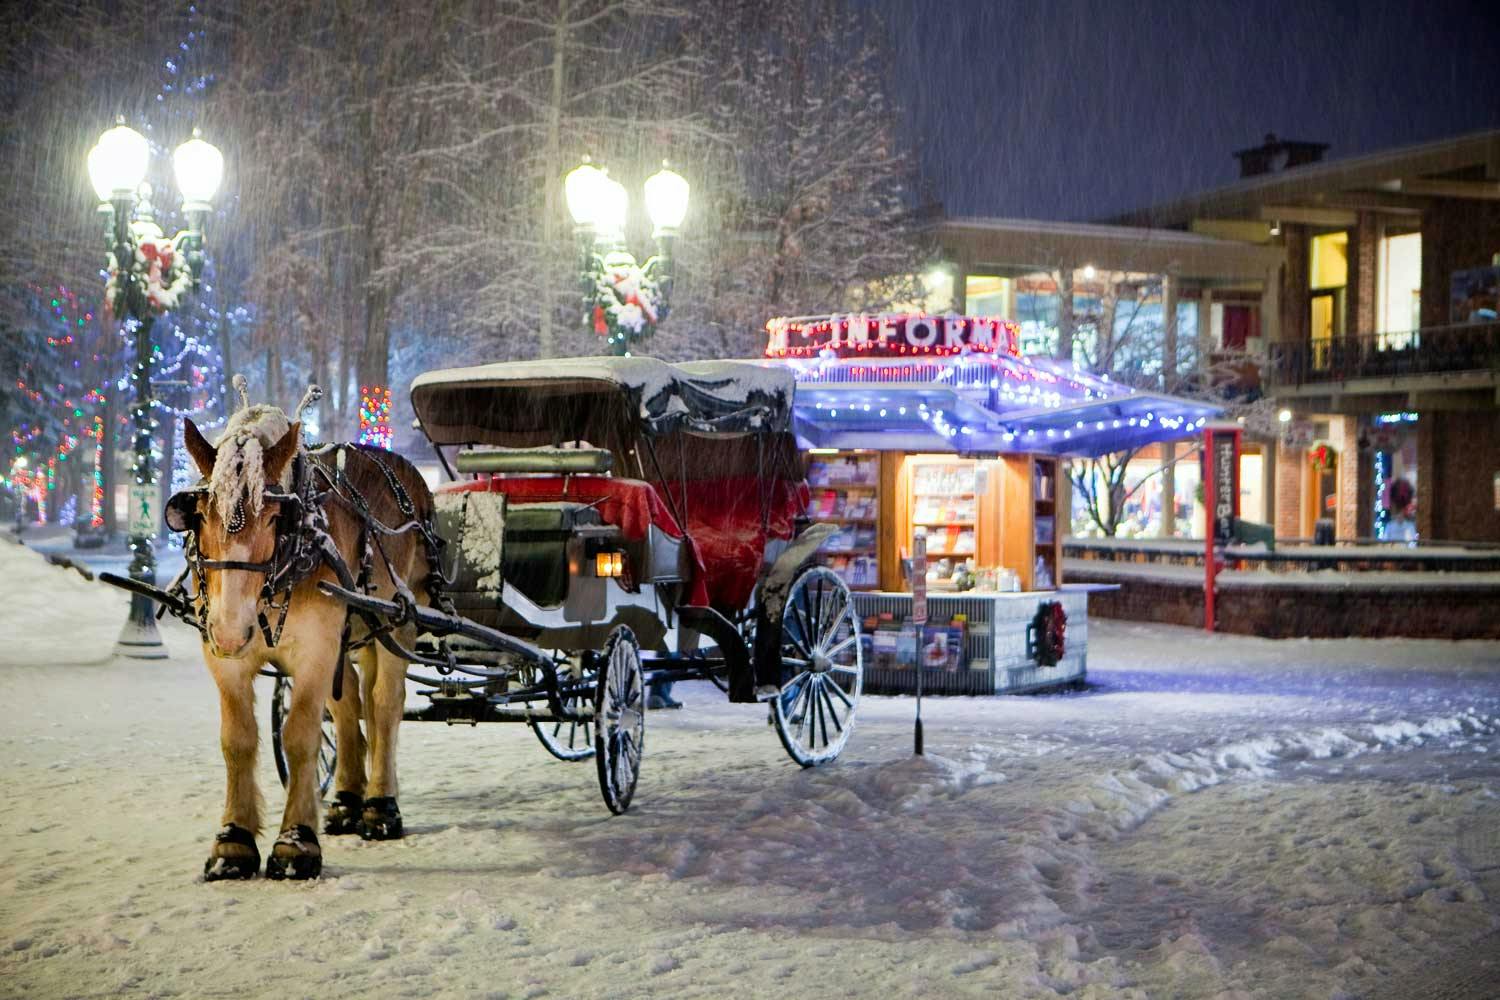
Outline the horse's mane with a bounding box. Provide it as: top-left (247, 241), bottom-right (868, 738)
top-left (209, 403), bottom-right (295, 521)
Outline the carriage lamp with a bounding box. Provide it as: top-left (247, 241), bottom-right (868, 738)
top-left (565, 158), bottom-right (688, 357)
top-left (87, 118), bottom-right (224, 659)
top-left (594, 550), bottom-right (626, 579)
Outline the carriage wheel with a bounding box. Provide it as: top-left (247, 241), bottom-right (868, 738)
top-left (772, 566), bottom-right (863, 768)
top-left (271, 674), bottom-right (337, 795)
top-left (593, 626), bottom-right (644, 815)
top-left (532, 659), bottom-right (596, 762)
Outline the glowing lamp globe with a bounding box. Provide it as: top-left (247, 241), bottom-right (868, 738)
top-left (87, 123), bottom-right (150, 202)
top-left (594, 173), bottom-right (629, 238)
top-left (564, 161), bottom-right (609, 229)
top-left (644, 164), bottom-right (689, 232)
top-left (173, 129), bottom-right (224, 211)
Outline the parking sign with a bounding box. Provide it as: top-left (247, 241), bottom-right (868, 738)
top-left (911, 533), bottom-right (927, 625)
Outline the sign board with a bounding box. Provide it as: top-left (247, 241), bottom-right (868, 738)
top-left (1494, 471), bottom-right (1500, 512)
top-left (1209, 429), bottom-right (1240, 546)
top-left (766, 313), bottom-right (1022, 359)
top-left (911, 533), bottom-right (927, 626)
top-left (127, 483), bottom-right (158, 538)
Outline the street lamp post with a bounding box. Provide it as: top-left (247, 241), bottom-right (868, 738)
top-left (87, 120), bottom-right (223, 659)
top-left (564, 159), bottom-right (689, 356)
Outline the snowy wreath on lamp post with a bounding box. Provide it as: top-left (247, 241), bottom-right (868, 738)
top-left (103, 230), bottom-right (193, 322)
top-left (591, 251), bottom-right (662, 352)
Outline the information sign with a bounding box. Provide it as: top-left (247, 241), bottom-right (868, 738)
top-left (128, 484), bottom-right (158, 538)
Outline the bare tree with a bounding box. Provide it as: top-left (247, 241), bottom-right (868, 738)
top-left (667, 0), bottom-right (926, 359)
top-left (1063, 272), bottom-right (1278, 537)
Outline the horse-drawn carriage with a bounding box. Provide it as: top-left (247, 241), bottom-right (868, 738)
top-left (279, 357), bottom-right (865, 813)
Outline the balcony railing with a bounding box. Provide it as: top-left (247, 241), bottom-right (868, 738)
top-left (1267, 320), bottom-right (1500, 387)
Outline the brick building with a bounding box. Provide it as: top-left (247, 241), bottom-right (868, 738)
top-left (1116, 130), bottom-right (1500, 543)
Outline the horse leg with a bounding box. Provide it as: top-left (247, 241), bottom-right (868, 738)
top-left (204, 660), bottom-right (262, 881)
top-left (265, 637), bottom-right (339, 880)
top-left (323, 654), bottom-right (366, 836)
top-left (358, 636), bottom-right (409, 841)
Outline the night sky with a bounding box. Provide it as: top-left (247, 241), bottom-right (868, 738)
top-left (873, 0), bottom-right (1500, 221)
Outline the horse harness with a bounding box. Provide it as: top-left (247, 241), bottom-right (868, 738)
top-left (164, 444), bottom-right (451, 697)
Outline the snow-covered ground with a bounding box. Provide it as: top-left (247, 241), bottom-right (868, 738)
top-left (3, 536), bottom-right (1499, 999)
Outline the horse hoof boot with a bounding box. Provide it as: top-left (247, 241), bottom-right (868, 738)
top-left (324, 791), bottom-right (364, 836)
top-left (203, 823), bottom-right (260, 881)
top-left (264, 825), bottom-right (322, 880)
top-left (358, 796), bottom-right (403, 841)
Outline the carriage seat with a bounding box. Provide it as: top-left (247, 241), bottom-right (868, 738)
top-left (438, 475), bottom-right (709, 606)
top-left (503, 502), bottom-right (599, 608)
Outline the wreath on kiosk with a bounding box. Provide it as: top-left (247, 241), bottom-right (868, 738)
top-left (1030, 600), bottom-right (1067, 667)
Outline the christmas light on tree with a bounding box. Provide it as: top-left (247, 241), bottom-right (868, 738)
top-left (359, 385), bottom-right (392, 450)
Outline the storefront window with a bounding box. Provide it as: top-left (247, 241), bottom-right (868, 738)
top-left (1370, 412), bottom-right (1419, 540)
top-left (1068, 445), bottom-right (1200, 539)
top-left (1016, 279), bottom-right (1060, 356)
top-left (965, 275), bottom-right (1010, 317)
top-left (1109, 297), bottom-right (1198, 382)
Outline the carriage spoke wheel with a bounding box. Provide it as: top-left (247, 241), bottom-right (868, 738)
top-left (533, 659), bottom-right (596, 762)
top-left (772, 566), bottom-right (863, 767)
top-left (271, 673), bottom-right (337, 795)
top-left (593, 626), bottom-right (644, 815)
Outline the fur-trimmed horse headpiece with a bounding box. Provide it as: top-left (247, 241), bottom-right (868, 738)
top-left (182, 376), bottom-right (317, 531)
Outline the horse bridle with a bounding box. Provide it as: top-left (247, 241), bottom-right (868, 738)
top-left (167, 456), bottom-right (323, 649)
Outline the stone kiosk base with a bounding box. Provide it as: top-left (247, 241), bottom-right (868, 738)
top-left (851, 585), bottom-right (1097, 696)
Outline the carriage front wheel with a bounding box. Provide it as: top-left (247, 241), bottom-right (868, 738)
top-left (593, 626), bottom-right (644, 815)
top-left (772, 566), bottom-right (863, 767)
top-left (532, 657), bottom-right (597, 762)
top-left (270, 673), bottom-right (337, 794)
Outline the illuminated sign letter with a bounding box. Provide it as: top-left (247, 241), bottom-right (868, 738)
top-left (943, 316), bottom-right (971, 349)
top-left (848, 314), bottom-right (870, 346)
top-left (907, 316), bottom-right (939, 347)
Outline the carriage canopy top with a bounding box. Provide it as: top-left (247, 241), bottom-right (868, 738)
top-left (412, 356), bottom-right (796, 448)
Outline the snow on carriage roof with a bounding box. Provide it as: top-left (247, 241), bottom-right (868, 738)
top-left (412, 356), bottom-right (792, 401)
top-left (410, 356), bottom-right (796, 446)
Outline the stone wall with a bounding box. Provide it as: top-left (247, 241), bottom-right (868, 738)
top-left (1069, 566), bottom-right (1500, 639)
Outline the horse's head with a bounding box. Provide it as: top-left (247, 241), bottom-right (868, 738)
top-left (183, 415), bottom-right (300, 658)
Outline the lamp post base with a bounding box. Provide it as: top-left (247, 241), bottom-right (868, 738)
top-left (115, 592), bottom-right (169, 660)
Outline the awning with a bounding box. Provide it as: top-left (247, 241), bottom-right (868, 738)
top-left (779, 353), bottom-right (1221, 456)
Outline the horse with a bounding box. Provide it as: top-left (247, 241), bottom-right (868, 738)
top-left (179, 396), bottom-right (435, 880)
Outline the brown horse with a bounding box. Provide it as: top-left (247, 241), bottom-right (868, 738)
top-left (181, 402), bottom-right (434, 880)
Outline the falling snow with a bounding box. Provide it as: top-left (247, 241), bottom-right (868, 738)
top-left (2, 538), bottom-right (1498, 998)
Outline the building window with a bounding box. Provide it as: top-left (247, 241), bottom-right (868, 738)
top-left (1015, 273), bottom-right (1060, 356)
top-left (1377, 232), bottom-right (1421, 349)
top-left (1308, 231), bottom-right (1348, 368)
top-left (965, 275), bottom-right (1011, 318)
top-left (1309, 231), bottom-right (1349, 290)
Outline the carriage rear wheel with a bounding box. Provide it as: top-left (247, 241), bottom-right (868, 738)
top-left (771, 566), bottom-right (863, 768)
top-left (532, 659), bottom-right (597, 762)
top-left (271, 673), bottom-right (337, 794)
top-left (593, 626), bottom-right (644, 814)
